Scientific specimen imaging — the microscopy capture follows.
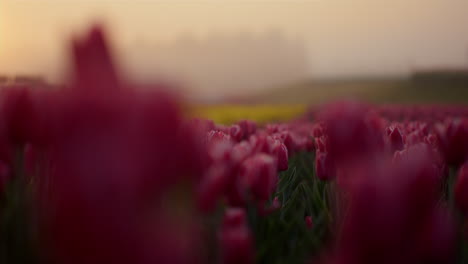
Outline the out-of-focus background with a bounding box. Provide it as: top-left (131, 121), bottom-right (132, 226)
top-left (1, 0), bottom-right (468, 105)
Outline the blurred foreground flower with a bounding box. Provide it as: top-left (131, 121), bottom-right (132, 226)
top-left (328, 146), bottom-right (455, 264)
top-left (34, 26), bottom-right (206, 264)
top-left (219, 208), bottom-right (254, 264)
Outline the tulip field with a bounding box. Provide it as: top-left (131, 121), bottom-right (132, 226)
top-left (1, 26), bottom-right (468, 264)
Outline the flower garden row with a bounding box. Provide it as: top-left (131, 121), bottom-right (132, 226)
top-left (0, 26), bottom-right (467, 264)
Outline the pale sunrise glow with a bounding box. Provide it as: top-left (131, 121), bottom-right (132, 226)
top-left (1, 0), bottom-right (468, 96)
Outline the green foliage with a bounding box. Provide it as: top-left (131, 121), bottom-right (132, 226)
top-left (0, 153), bottom-right (39, 264)
top-left (249, 152), bottom-right (332, 264)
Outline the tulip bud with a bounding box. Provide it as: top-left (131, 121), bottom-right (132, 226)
top-left (315, 151), bottom-right (334, 181)
top-left (388, 126), bottom-right (404, 153)
top-left (273, 142), bottom-right (289, 171)
top-left (312, 123), bottom-right (324, 138)
top-left (305, 216), bottom-right (313, 229)
top-left (207, 130), bottom-right (231, 145)
top-left (239, 154), bottom-right (278, 202)
top-left (258, 196), bottom-right (282, 216)
top-left (229, 125), bottom-right (244, 142)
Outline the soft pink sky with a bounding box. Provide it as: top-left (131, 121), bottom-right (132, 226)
top-left (1, 1), bottom-right (468, 96)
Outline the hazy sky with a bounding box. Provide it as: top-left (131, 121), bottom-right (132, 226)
top-left (1, 0), bottom-right (468, 86)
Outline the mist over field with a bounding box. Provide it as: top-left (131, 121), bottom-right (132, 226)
top-left (1, 0), bottom-right (468, 101)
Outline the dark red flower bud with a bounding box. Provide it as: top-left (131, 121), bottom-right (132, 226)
top-left (239, 154), bottom-right (278, 202)
top-left (305, 216), bottom-right (313, 229)
top-left (315, 151), bottom-right (334, 181)
top-left (72, 25), bottom-right (119, 93)
top-left (257, 196), bottom-right (282, 216)
top-left (315, 136), bottom-right (328, 153)
top-left (272, 142), bottom-right (289, 171)
top-left (387, 126), bottom-right (404, 153)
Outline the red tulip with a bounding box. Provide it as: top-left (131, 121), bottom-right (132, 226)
top-left (387, 125), bottom-right (404, 153)
top-left (208, 140), bottom-right (234, 164)
top-left (331, 147), bottom-right (454, 264)
top-left (219, 208), bottom-right (254, 264)
top-left (272, 141), bottom-right (289, 171)
top-left (229, 124), bottom-right (244, 142)
top-left (237, 120), bottom-right (257, 139)
top-left (36, 26), bottom-right (205, 264)
top-left (315, 151), bottom-right (334, 181)
top-left (249, 134), bottom-right (274, 154)
top-left (319, 101), bottom-right (384, 165)
top-left (197, 164), bottom-right (232, 213)
top-left (436, 118), bottom-right (468, 167)
top-left (231, 141), bottom-right (253, 164)
top-left (207, 130), bottom-right (232, 145)
top-left (239, 153), bottom-right (278, 202)
top-left (72, 25), bottom-right (119, 93)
